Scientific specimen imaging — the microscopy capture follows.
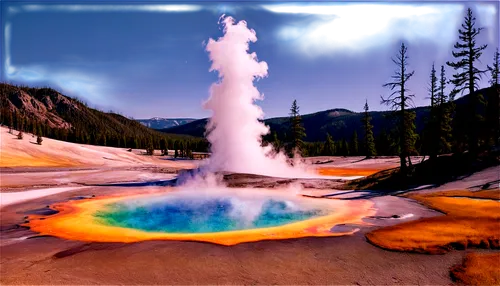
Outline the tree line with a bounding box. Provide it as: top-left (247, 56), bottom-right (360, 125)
top-left (266, 8), bottom-right (499, 174)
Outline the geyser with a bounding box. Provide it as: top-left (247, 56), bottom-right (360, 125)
top-left (203, 15), bottom-right (309, 177)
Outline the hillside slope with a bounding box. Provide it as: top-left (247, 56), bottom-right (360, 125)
top-left (0, 84), bottom-right (208, 151)
top-left (161, 87), bottom-right (498, 143)
top-left (0, 126), bottom-right (195, 168)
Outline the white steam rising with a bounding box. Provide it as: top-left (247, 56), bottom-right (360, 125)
top-left (202, 15), bottom-right (311, 178)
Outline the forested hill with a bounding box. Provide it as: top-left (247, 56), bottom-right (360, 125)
top-left (160, 107), bottom-right (429, 142)
top-left (0, 83), bottom-right (208, 152)
top-left (161, 86), bottom-right (498, 143)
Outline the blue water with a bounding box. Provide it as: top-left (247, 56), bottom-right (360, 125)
top-left (95, 197), bottom-right (324, 233)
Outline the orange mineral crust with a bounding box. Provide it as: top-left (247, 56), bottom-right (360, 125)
top-left (366, 189), bottom-right (500, 254)
top-left (25, 191), bottom-right (376, 246)
top-left (316, 167), bottom-right (384, 177)
top-left (450, 252), bottom-right (500, 285)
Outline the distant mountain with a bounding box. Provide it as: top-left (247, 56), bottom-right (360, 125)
top-left (137, 117), bottom-right (196, 130)
top-left (160, 87), bottom-right (498, 143)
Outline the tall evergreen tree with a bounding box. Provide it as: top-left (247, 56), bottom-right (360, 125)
top-left (336, 140), bottom-right (342, 156)
top-left (322, 133), bottom-right (335, 156)
top-left (381, 42), bottom-right (417, 173)
top-left (428, 63), bottom-right (438, 108)
top-left (486, 48), bottom-right (500, 146)
top-left (288, 99), bottom-right (306, 157)
top-left (350, 130), bottom-right (359, 156)
top-left (32, 121), bottom-right (37, 136)
top-left (446, 7), bottom-right (487, 151)
top-left (341, 138), bottom-right (349, 156)
top-left (426, 63), bottom-right (439, 159)
top-left (7, 112), bottom-right (13, 133)
top-left (145, 137), bottom-right (154, 155)
top-left (362, 100), bottom-right (377, 158)
top-left (271, 131), bottom-right (281, 153)
top-left (437, 65), bottom-right (453, 154)
top-left (132, 138), bottom-right (139, 149)
top-left (487, 48), bottom-right (499, 87)
top-left (160, 138), bottom-right (167, 155)
top-left (179, 141), bottom-right (185, 157)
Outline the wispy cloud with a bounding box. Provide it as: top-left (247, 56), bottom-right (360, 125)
top-left (6, 65), bottom-right (112, 105)
top-left (7, 1), bottom-right (199, 12)
top-left (276, 2), bottom-right (464, 50)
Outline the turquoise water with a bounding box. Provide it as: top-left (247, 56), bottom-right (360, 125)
top-left (95, 196), bottom-right (324, 233)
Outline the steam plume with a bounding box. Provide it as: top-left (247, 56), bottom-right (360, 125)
top-left (203, 15), bottom-right (310, 178)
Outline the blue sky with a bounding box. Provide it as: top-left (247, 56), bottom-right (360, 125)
top-left (2, 1), bottom-right (499, 119)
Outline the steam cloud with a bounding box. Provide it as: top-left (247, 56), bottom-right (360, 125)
top-left (202, 15), bottom-right (311, 178)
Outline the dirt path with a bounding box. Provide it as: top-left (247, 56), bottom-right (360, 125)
top-left (0, 232), bottom-right (463, 285)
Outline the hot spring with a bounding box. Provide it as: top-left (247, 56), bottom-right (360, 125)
top-left (96, 191), bottom-right (324, 233)
top-left (25, 188), bottom-right (375, 245)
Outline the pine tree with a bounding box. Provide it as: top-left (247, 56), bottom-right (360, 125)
top-left (32, 121), bottom-right (37, 137)
top-left (322, 133), bottom-right (335, 156)
top-left (17, 131), bottom-right (23, 140)
top-left (181, 142), bottom-right (185, 157)
top-left (271, 131), bottom-right (281, 153)
top-left (288, 99), bottom-right (306, 157)
top-left (428, 63), bottom-right (438, 108)
top-left (145, 137), bottom-right (154, 155)
top-left (7, 112), bottom-right (13, 133)
top-left (37, 135), bottom-right (43, 145)
top-left (362, 100), bottom-right (377, 158)
top-left (133, 138), bottom-right (139, 149)
top-left (426, 63), bottom-right (439, 159)
top-left (437, 65), bottom-right (453, 155)
top-left (17, 114), bottom-right (23, 131)
top-left (350, 130), bottom-right (359, 156)
top-left (14, 113), bottom-right (19, 130)
top-left (342, 138), bottom-right (349, 156)
top-left (486, 48), bottom-right (500, 146)
top-left (381, 42), bottom-right (417, 173)
top-left (446, 7), bottom-right (487, 152)
top-left (160, 138), bottom-right (167, 155)
top-left (488, 48), bottom-right (499, 87)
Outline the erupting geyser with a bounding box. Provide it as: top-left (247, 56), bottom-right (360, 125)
top-left (203, 15), bottom-right (309, 177)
